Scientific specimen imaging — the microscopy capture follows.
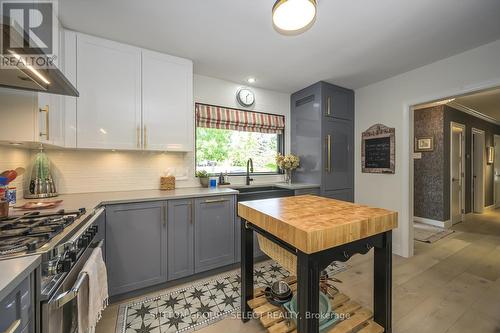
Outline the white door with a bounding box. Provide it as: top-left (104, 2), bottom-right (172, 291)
top-left (76, 33), bottom-right (142, 149)
top-left (495, 135), bottom-right (500, 208)
top-left (472, 129), bottom-right (485, 213)
top-left (451, 124), bottom-right (464, 224)
top-left (142, 50), bottom-right (193, 151)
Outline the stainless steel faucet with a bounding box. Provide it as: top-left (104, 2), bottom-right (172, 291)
top-left (246, 158), bottom-right (254, 186)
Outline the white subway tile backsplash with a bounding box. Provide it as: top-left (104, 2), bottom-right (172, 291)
top-left (0, 146), bottom-right (31, 198)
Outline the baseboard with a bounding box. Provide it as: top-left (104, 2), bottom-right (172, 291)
top-left (413, 216), bottom-right (452, 229)
top-left (485, 204), bottom-right (496, 211)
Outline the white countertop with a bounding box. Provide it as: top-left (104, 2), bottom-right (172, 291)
top-left (0, 255), bottom-right (40, 301)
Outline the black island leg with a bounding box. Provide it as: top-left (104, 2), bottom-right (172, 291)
top-left (374, 231), bottom-right (392, 333)
top-left (297, 251), bottom-right (320, 332)
top-left (240, 219), bottom-right (254, 322)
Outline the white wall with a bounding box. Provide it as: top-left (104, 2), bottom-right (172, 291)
top-left (355, 39), bottom-right (500, 257)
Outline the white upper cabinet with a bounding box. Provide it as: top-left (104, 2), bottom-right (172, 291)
top-left (142, 50), bottom-right (193, 151)
top-left (76, 34), bottom-right (142, 150)
top-left (38, 92), bottom-right (64, 147)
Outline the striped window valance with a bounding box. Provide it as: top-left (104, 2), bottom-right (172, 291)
top-left (195, 103), bottom-right (285, 134)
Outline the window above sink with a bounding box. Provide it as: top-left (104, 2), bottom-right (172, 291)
top-left (195, 103), bottom-right (285, 176)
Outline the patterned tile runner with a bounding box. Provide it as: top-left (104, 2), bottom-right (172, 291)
top-left (117, 261), bottom-right (347, 333)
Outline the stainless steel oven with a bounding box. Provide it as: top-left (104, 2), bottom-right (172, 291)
top-left (40, 210), bottom-right (105, 333)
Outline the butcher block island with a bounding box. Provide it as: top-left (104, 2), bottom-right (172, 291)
top-left (238, 195), bottom-right (398, 333)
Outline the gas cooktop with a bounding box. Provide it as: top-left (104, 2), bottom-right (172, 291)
top-left (0, 209), bottom-right (86, 256)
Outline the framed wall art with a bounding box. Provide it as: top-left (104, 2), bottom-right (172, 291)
top-left (415, 137), bottom-right (434, 152)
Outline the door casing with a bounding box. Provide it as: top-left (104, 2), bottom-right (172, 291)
top-left (471, 128), bottom-right (486, 213)
top-left (450, 122), bottom-right (465, 224)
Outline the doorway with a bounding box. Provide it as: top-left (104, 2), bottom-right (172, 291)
top-left (450, 123), bottom-right (465, 224)
top-left (472, 128), bottom-right (485, 213)
top-left (495, 135), bottom-right (500, 208)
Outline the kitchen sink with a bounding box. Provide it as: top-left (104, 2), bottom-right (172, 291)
top-left (235, 186), bottom-right (294, 202)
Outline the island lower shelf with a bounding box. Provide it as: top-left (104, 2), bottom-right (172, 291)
top-left (247, 276), bottom-right (384, 333)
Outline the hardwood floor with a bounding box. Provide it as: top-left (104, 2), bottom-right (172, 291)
top-left (97, 209), bottom-right (500, 333)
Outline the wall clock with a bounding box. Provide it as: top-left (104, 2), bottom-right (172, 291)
top-left (237, 88), bottom-right (255, 107)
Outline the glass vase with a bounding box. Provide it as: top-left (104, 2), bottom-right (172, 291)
top-left (284, 169), bottom-right (292, 184)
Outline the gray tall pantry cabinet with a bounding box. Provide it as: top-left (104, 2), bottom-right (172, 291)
top-left (291, 81), bottom-right (355, 201)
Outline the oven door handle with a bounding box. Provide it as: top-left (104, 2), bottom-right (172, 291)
top-left (49, 240), bottom-right (104, 308)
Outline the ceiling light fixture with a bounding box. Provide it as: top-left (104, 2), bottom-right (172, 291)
top-left (272, 0), bottom-right (317, 35)
top-left (247, 77), bottom-right (256, 84)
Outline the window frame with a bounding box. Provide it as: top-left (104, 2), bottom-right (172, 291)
top-left (194, 104), bottom-right (285, 176)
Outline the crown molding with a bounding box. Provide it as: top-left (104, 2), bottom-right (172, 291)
top-left (447, 101), bottom-right (500, 126)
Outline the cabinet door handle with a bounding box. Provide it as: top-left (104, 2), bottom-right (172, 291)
top-left (163, 205), bottom-right (167, 226)
top-left (326, 96), bottom-right (331, 116)
top-left (144, 125), bottom-right (148, 149)
top-left (202, 199), bottom-right (228, 204)
top-left (3, 319), bottom-right (21, 333)
top-left (325, 135), bottom-right (332, 173)
top-left (136, 126), bottom-right (141, 149)
top-left (39, 105), bottom-right (49, 140)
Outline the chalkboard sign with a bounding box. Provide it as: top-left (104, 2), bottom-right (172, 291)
top-left (362, 124), bottom-right (395, 174)
top-left (364, 137), bottom-right (391, 168)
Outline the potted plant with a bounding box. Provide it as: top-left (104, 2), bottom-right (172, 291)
top-left (276, 153), bottom-right (300, 184)
top-left (196, 170), bottom-right (210, 188)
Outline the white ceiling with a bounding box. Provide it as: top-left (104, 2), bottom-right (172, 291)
top-left (454, 88), bottom-right (500, 121)
top-left (59, 0), bottom-right (500, 93)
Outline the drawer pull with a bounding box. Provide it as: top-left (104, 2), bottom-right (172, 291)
top-left (3, 319), bottom-right (20, 333)
top-left (202, 199), bottom-right (228, 204)
top-left (39, 105), bottom-right (49, 140)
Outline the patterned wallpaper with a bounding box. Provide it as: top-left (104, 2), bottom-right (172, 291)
top-left (414, 106), bottom-right (446, 221)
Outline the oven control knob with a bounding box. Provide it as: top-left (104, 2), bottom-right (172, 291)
top-left (67, 250), bottom-right (77, 262)
top-left (78, 236), bottom-right (89, 248)
top-left (57, 258), bottom-right (72, 273)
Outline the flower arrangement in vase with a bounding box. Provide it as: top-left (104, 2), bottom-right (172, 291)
top-left (276, 153), bottom-right (300, 184)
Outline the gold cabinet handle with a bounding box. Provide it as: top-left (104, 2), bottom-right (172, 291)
top-left (4, 319), bottom-right (21, 333)
top-left (39, 105), bottom-right (49, 140)
top-left (325, 135), bottom-right (332, 173)
top-left (326, 96), bottom-right (331, 116)
top-left (163, 205), bottom-right (167, 226)
top-left (144, 125), bottom-right (148, 149)
top-left (136, 126), bottom-right (141, 149)
top-left (202, 199), bottom-right (228, 204)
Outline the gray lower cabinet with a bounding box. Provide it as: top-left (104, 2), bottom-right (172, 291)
top-left (106, 201), bottom-right (167, 296)
top-left (0, 276), bottom-right (33, 333)
top-left (194, 196), bottom-right (235, 273)
top-left (322, 189), bottom-right (354, 202)
top-left (167, 199), bottom-right (194, 280)
top-left (294, 188), bottom-right (320, 196)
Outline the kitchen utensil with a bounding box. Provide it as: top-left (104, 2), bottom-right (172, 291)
top-left (25, 146), bottom-right (58, 199)
top-left (1, 169), bottom-right (18, 183)
top-left (15, 167), bottom-right (25, 177)
top-left (283, 292), bottom-right (339, 332)
top-left (15, 200), bottom-right (63, 210)
top-left (264, 280), bottom-right (293, 305)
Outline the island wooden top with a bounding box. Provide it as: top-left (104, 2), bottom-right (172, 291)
top-left (238, 195), bottom-right (398, 254)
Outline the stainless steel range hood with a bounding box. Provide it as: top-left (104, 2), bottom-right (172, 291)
top-left (0, 23), bottom-right (79, 97)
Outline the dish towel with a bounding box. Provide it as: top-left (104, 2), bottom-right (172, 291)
top-left (78, 245), bottom-right (109, 333)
